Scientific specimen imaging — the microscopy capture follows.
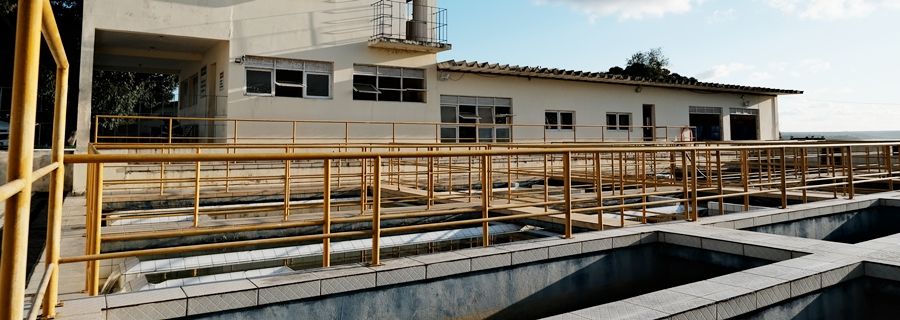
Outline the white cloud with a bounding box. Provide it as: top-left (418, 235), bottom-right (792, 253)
top-left (779, 96), bottom-right (900, 132)
top-left (765, 0), bottom-right (900, 20)
top-left (535, 0), bottom-right (704, 20)
top-left (706, 8), bottom-right (737, 23)
top-left (696, 63), bottom-right (755, 82)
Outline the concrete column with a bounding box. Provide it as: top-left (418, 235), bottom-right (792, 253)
top-left (72, 1), bottom-right (96, 194)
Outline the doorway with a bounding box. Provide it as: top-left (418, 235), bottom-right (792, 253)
top-left (642, 104), bottom-right (655, 141)
top-left (730, 114), bottom-right (759, 141)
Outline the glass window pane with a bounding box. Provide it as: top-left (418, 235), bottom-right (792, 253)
top-left (496, 128), bottom-right (510, 139)
top-left (619, 114), bottom-right (631, 130)
top-left (275, 69), bottom-right (304, 98)
top-left (561, 112), bottom-right (574, 130)
top-left (403, 90), bottom-right (426, 103)
top-left (380, 89), bottom-right (402, 102)
top-left (545, 112), bottom-right (558, 130)
top-left (402, 78), bottom-right (425, 90)
top-left (440, 127), bottom-right (457, 143)
top-left (246, 69), bottom-right (271, 94)
top-left (306, 73), bottom-right (330, 97)
top-left (458, 126), bottom-right (476, 143)
top-left (478, 107), bottom-right (493, 124)
top-left (478, 128), bottom-right (494, 142)
top-left (354, 65), bottom-right (377, 75)
top-left (441, 106), bottom-right (457, 123)
top-left (379, 76), bottom-right (401, 89)
top-left (403, 68), bottom-right (425, 78)
top-left (378, 66), bottom-right (402, 76)
top-left (606, 114), bottom-right (617, 129)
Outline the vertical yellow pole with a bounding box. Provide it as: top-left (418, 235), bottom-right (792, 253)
top-left (0, 0), bottom-right (42, 316)
top-left (193, 148), bottom-right (201, 227)
top-left (371, 156), bottom-right (382, 266)
top-left (284, 158), bottom-right (291, 221)
top-left (847, 146), bottom-right (855, 199)
top-left (427, 155), bottom-right (434, 209)
top-left (886, 146), bottom-right (894, 191)
top-left (84, 163), bottom-right (94, 293)
top-left (481, 155), bottom-right (491, 247)
top-left (715, 150), bottom-right (724, 215)
top-left (741, 150), bottom-right (750, 211)
top-left (563, 152), bottom-right (573, 238)
top-left (691, 150), bottom-right (699, 221)
top-left (88, 163), bottom-right (103, 296)
top-left (780, 148), bottom-right (788, 209)
top-left (44, 65), bottom-right (68, 318)
top-left (323, 159), bottom-right (331, 267)
top-left (595, 152), bottom-right (604, 230)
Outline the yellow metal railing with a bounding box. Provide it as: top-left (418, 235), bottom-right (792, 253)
top-left (93, 114), bottom-right (697, 144)
top-left (59, 141), bottom-right (900, 298)
top-left (0, 0), bottom-right (69, 319)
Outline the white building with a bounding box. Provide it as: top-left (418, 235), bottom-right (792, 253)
top-left (74, 0), bottom-right (801, 190)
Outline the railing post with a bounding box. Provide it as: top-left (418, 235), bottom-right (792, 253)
top-left (345, 122), bottom-right (350, 144)
top-left (741, 149), bottom-right (750, 211)
top-left (715, 150), bottom-right (724, 215)
top-left (168, 118), bottom-right (173, 144)
top-left (232, 120), bottom-right (238, 144)
top-left (284, 150), bottom-right (291, 221)
top-left (481, 155), bottom-right (491, 247)
top-left (595, 152), bottom-right (604, 230)
top-left (691, 150), bottom-right (699, 221)
top-left (563, 152), bottom-right (573, 238)
top-left (193, 148), bottom-right (201, 227)
top-left (88, 163), bottom-right (103, 296)
top-left (427, 155), bottom-right (434, 209)
top-left (780, 147), bottom-right (788, 209)
top-left (847, 146), bottom-right (855, 199)
top-left (681, 151), bottom-right (690, 220)
top-left (323, 159), bottom-right (331, 267)
top-left (43, 64), bottom-right (68, 318)
top-left (0, 0), bottom-right (42, 315)
top-left (371, 156), bottom-right (382, 266)
top-left (887, 145), bottom-right (895, 191)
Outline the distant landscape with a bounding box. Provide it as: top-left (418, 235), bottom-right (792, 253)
top-left (781, 131), bottom-right (900, 141)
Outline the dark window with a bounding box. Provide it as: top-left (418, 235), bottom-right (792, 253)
top-left (353, 65), bottom-right (426, 103)
top-left (546, 111), bottom-right (574, 130)
top-left (306, 73), bottom-right (331, 98)
top-left (275, 70), bottom-right (304, 98)
top-left (560, 112), bottom-right (574, 130)
top-left (244, 57), bottom-right (333, 98)
top-left (607, 112), bottom-right (632, 131)
top-left (545, 112), bottom-right (559, 130)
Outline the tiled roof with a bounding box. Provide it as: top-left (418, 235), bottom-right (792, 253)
top-left (437, 60), bottom-right (803, 96)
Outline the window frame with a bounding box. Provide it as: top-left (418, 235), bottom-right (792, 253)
top-left (545, 110), bottom-right (575, 131)
top-left (243, 58), bottom-right (333, 99)
top-left (352, 65), bottom-right (427, 103)
top-left (606, 112), bottom-right (633, 131)
top-left (440, 95), bottom-right (513, 143)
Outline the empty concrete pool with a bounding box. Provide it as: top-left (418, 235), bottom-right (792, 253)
top-left (744, 203), bottom-right (900, 244)
top-left (738, 275), bottom-right (900, 320)
top-left (185, 233), bottom-right (781, 320)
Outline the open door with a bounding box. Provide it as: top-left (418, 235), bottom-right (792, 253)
top-left (642, 104), bottom-right (655, 141)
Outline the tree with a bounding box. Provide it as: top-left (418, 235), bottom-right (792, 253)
top-left (607, 48), bottom-right (697, 82)
top-left (91, 70), bottom-right (177, 129)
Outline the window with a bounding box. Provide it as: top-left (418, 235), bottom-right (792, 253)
top-left (440, 95), bottom-right (512, 143)
top-left (243, 56), bottom-right (332, 98)
top-left (545, 111), bottom-right (574, 130)
top-left (606, 112), bottom-right (632, 131)
top-left (353, 65), bottom-right (426, 103)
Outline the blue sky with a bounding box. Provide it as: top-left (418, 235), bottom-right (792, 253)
top-left (437, 0), bottom-right (900, 132)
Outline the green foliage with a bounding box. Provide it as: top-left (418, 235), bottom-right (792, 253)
top-left (91, 71), bottom-right (177, 129)
top-left (607, 48), bottom-right (697, 82)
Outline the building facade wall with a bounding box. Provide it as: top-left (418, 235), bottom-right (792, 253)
top-left (74, 0), bottom-right (787, 191)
